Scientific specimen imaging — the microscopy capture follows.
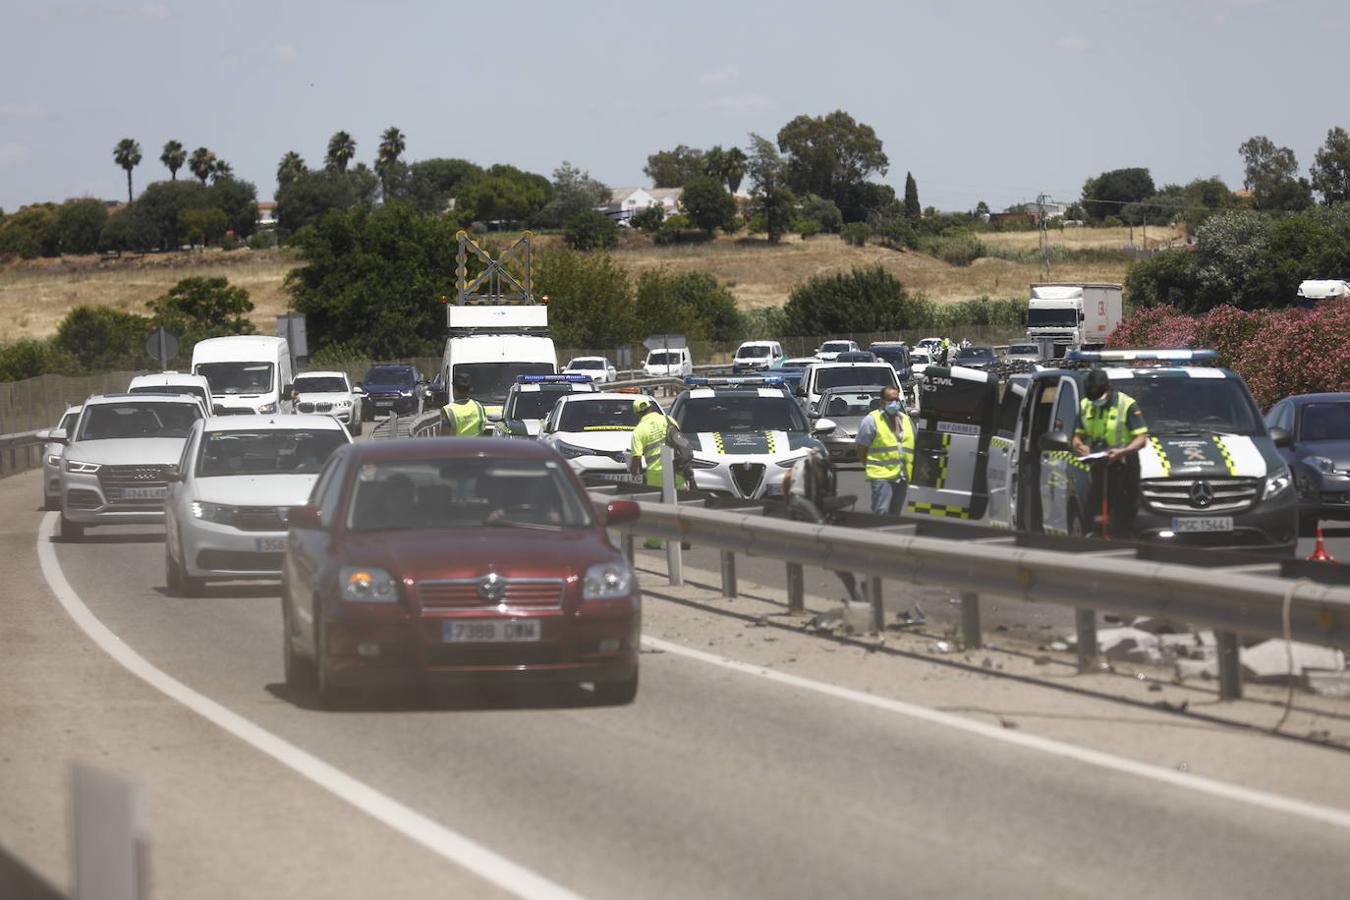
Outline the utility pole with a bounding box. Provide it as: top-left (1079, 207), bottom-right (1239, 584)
top-left (1036, 193), bottom-right (1051, 280)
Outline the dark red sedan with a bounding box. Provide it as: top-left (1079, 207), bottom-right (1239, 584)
top-left (280, 437), bottom-right (642, 707)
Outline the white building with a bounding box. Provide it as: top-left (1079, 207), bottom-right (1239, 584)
top-left (599, 187), bottom-right (683, 221)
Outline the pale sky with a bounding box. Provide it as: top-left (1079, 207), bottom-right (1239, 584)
top-left (2, 0), bottom-right (1346, 213)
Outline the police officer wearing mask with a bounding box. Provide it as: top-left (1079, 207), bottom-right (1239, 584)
top-left (854, 385), bottom-right (915, 516)
top-left (1073, 368), bottom-right (1148, 535)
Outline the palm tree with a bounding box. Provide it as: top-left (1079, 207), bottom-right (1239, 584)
top-left (325, 130), bottom-right (356, 173)
top-left (276, 151), bottom-right (307, 187)
top-left (113, 138), bottom-right (142, 203)
top-left (188, 147), bottom-right (216, 185)
top-left (210, 159), bottom-right (233, 183)
top-left (375, 126), bottom-right (406, 199)
top-left (160, 139), bottom-right (186, 181)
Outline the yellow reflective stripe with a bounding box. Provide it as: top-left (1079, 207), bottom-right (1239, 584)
top-left (1150, 436), bottom-right (1170, 476)
top-left (905, 501), bottom-right (972, 519)
top-left (1213, 435), bottom-right (1237, 476)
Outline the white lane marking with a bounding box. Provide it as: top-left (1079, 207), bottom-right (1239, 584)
top-left (35, 513), bottom-right (584, 900)
top-left (642, 635), bottom-right (1350, 831)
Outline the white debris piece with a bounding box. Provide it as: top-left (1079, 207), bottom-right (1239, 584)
top-left (1239, 640), bottom-right (1346, 683)
top-left (1097, 627), bottom-right (1164, 664)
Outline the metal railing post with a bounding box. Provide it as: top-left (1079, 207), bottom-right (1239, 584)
top-left (662, 444), bottom-right (682, 587)
top-left (1216, 630), bottom-right (1243, 700)
top-left (1075, 608), bottom-right (1098, 672)
top-left (868, 576), bottom-right (884, 633)
top-left (786, 562), bottom-right (804, 613)
top-left (622, 533), bottom-right (635, 565)
top-left (961, 591), bottom-right (982, 649)
top-left (720, 551), bottom-right (737, 598)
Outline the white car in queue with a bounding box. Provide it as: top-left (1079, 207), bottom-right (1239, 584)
top-left (164, 415), bottom-right (351, 595)
top-left (128, 372), bottom-right (217, 414)
top-left (292, 371), bottom-right (364, 436)
top-left (57, 393), bottom-right (205, 540)
top-left (540, 392), bottom-right (659, 478)
top-left (670, 376), bottom-right (836, 499)
top-left (562, 356), bottom-right (617, 384)
top-left (38, 404), bottom-right (81, 510)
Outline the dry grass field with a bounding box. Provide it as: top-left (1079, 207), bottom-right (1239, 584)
top-left (0, 226), bottom-right (1166, 341)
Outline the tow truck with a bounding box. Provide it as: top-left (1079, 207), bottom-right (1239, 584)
top-left (904, 350), bottom-right (1299, 554)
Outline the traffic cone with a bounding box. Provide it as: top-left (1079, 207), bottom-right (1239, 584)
top-left (1307, 526), bottom-right (1338, 563)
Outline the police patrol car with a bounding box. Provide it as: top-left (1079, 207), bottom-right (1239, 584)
top-left (906, 351), bottom-right (1298, 553)
top-left (669, 376), bottom-right (836, 498)
top-left (494, 374), bottom-right (598, 438)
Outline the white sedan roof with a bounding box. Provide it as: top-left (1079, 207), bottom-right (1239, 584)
top-left (200, 414), bottom-right (348, 432)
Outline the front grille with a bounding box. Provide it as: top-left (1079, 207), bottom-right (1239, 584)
top-left (424, 645), bottom-right (564, 668)
top-left (417, 577), bottom-right (567, 610)
top-left (231, 506), bottom-right (288, 532)
top-left (97, 465), bottom-right (169, 505)
top-left (730, 462), bottom-right (766, 497)
top-left (196, 549), bottom-right (284, 572)
top-left (1140, 477), bottom-right (1259, 513)
top-left (66, 489), bottom-right (101, 510)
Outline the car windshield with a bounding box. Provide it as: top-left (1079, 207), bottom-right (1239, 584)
top-left (347, 457), bottom-right (593, 531)
top-left (955, 347), bottom-right (996, 361)
top-left (678, 395), bottom-right (807, 433)
top-left (76, 402), bottom-right (201, 440)
top-left (130, 384), bottom-right (208, 402)
top-left (568, 359), bottom-right (604, 369)
top-left (737, 345), bottom-right (771, 358)
top-left (780, 360), bottom-right (811, 370)
top-left (558, 398), bottom-right (643, 431)
top-left (195, 362), bottom-right (274, 395)
top-left (1008, 345), bottom-right (1039, 356)
top-left (1119, 377), bottom-right (1264, 436)
top-left (821, 342), bottom-right (852, 353)
top-left (1299, 402), bottom-right (1350, 441)
top-left (815, 366), bottom-right (897, 392)
top-left (506, 389), bottom-right (574, 420)
top-left (647, 352), bottom-right (682, 365)
top-left (364, 366), bottom-right (415, 387)
top-left (1027, 308), bottom-right (1079, 326)
top-left (871, 347), bottom-right (908, 367)
top-left (294, 376), bottom-right (348, 393)
top-left (456, 363), bottom-right (555, 403)
top-left (197, 429), bottom-right (347, 477)
top-left (820, 391), bottom-right (878, 417)
top-left (912, 351), bottom-right (931, 363)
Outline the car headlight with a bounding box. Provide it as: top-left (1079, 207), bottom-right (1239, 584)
top-left (689, 457), bottom-right (720, 469)
top-left (399, 389), bottom-right (413, 397)
top-left (1306, 455), bottom-right (1339, 475)
top-left (555, 440), bottom-right (592, 459)
top-left (63, 459), bottom-right (101, 473)
top-left (1263, 469), bottom-right (1293, 500)
top-left (258, 401), bottom-right (278, 414)
top-left (191, 500), bottom-right (233, 524)
top-left (46, 454), bottom-right (62, 466)
top-left (335, 399), bottom-right (352, 408)
top-left (340, 566), bottom-right (399, 603)
top-left (583, 561), bottom-right (634, 601)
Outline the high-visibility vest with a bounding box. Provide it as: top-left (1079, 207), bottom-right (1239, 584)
top-left (442, 399), bottom-right (485, 436)
top-left (864, 410), bottom-right (915, 481)
top-left (631, 413), bottom-right (683, 487)
top-left (1077, 391), bottom-right (1141, 448)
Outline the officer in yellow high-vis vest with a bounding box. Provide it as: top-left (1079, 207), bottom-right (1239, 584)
top-left (854, 385), bottom-right (915, 516)
top-left (440, 371), bottom-right (486, 436)
top-left (1073, 368), bottom-right (1148, 536)
top-left (627, 397), bottom-right (686, 488)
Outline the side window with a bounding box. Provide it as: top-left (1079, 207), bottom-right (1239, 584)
top-left (1280, 403), bottom-right (1295, 434)
top-left (1052, 378), bottom-right (1079, 435)
top-left (1031, 382), bottom-right (1060, 439)
top-left (178, 424), bottom-right (199, 476)
top-left (995, 388), bottom-right (1022, 437)
top-left (317, 456), bottom-right (348, 528)
top-left (1263, 401), bottom-right (1285, 430)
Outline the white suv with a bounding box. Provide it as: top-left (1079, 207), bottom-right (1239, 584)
top-left (643, 347), bottom-right (693, 378)
top-left (57, 393), bottom-right (204, 540)
top-left (562, 356), bottom-right (617, 383)
top-left (292, 371), bottom-right (364, 435)
top-left (163, 415), bottom-right (351, 595)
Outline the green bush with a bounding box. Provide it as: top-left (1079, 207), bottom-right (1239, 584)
top-left (630, 204), bottom-right (664, 233)
top-left (784, 266), bottom-right (928, 334)
top-left (0, 339), bottom-right (82, 381)
top-left (797, 194), bottom-right (843, 234)
top-left (635, 269), bottom-right (743, 343)
top-left (841, 222), bottom-right (870, 247)
top-left (54, 306), bottom-right (153, 371)
top-left (794, 219), bottom-right (823, 239)
top-left (653, 214), bottom-right (694, 246)
top-left (741, 305), bottom-right (790, 337)
top-left (919, 230), bottom-right (986, 267)
top-left (309, 339), bottom-right (370, 366)
top-left (931, 296), bottom-right (1024, 330)
top-left (563, 210), bottom-right (619, 251)
top-left (534, 249), bottom-right (636, 349)
top-left (248, 231), bottom-right (275, 250)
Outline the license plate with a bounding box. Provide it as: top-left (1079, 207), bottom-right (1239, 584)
top-left (374, 401), bottom-right (392, 407)
top-left (763, 481), bottom-right (784, 496)
top-left (255, 536), bottom-right (287, 552)
top-left (1171, 516), bottom-right (1233, 533)
top-left (442, 619), bottom-right (541, 643)
top-left (122, 487), bottom-right (167, 500)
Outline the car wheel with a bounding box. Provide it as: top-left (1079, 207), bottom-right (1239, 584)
top-left (282, 599), bottom-right (316, 691)
top-left (593, 669), bottom-right (639, 706)
top-left (59, 514), bottom-right (84, 541)
top-left (43, 492), bottom-right (58, 511)
top-left (351, 416), bottom-right (362, 437)
top-left (168, 531), bottom-right (203, 597)
top-left (1067, 506), bottom-right (1086, 539)
top-left (315, 617), bottom-right (349, 710)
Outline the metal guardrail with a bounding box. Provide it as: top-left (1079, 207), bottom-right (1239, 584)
top-left (589, 487), bottom-right (1350, 700)
top-left (0, 430), bottom-right (45, 479)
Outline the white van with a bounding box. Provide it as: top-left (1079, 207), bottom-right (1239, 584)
top-left (128, 372), bottom-right (218, 415)
top-left (643, 347), bottom-right (693, 378)
top-left (440, 305), bottom-right (557, 418)
top-left (191, 335), bottom-right (294, 415)
top-left (731, 340), bottom-right (785, 373)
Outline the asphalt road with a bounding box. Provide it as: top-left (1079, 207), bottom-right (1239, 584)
top-left (4, 462), bottom-right (1349, 898)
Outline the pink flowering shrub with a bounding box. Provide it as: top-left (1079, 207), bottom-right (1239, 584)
top-left (1107, 299), bottom-right (1350, 408)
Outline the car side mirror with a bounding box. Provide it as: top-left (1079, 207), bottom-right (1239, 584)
top-left (35, 429), bottom-right (50, 441)
top-left (282, 383), bottom-right (293, 398)
top-left (1038, 430), bottom-right (1072, 452)
top-left (212, 404), bottom-right (227, 416)
top-left (604, 499), bottom-right (640, 526)
top-left (1268, 426), bottom-right (1293, 449)
top-left (288, 505), bottom-right (322, 529)
top-left (352, 385), bottom-right (367, 396)
top-left (486, 411), bottom-right (503, 423)
top-left (164, 467), bottom-right (183, 483)
top-left (50, 428), bottom-right (67, 445)
top-left (812, 417), bottom-right (838, 435)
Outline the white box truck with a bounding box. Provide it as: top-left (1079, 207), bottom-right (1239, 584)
top-left (439, 305), bottom-right (557, 418)
top-left (1026, 283), bottom-right (1122, 359)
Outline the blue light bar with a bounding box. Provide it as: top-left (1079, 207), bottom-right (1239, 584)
top-left (517, 374), bottom-right (593, 384)
top-left (1067, 349), bottom-right (1218, 363)
top-left (684, 375), bottom-right (787, 386)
